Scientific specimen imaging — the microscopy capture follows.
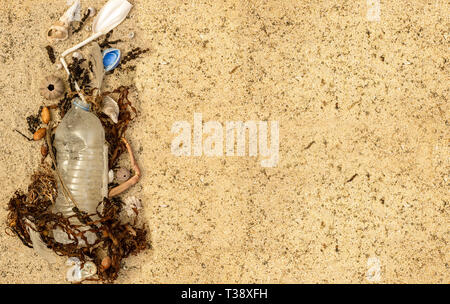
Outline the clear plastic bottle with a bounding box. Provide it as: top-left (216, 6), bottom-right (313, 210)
top-left (52, 98), bottom-right (108, 245)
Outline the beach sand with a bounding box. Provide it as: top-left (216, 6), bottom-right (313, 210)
top-left (0, 0), bottom-right (448, 283)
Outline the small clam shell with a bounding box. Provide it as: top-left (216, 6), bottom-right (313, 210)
top-left (102, 48), bottom-right (121, 72)
top-left (41, 107), bottom-right (51, 124)
top-left (40, 75), bottom-right (65, 100)
top-left (101, 256), bottom-right (112, 270)
top-left (66, 265), bottom-right (82, 282)
top-left (116, 167), bottom-right (130, 183)
top-left (72, 51), bottom-right (83, 60)
top-left (47, 21), bottom-right (69, 44)
top-left (81, 261), bottom-right (97, 279)
top-left (101, 96), bottom-right (119, 123)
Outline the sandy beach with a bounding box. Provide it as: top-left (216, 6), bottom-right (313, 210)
top-left (0, 0), bottom-right (448, 283)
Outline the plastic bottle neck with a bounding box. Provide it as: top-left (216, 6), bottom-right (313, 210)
top-left (73, 98), bottom-right (90, 112)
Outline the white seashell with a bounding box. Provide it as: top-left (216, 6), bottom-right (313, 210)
top-left (66, 265), bottom-right (82, 282)
top-left (66, 257), bottom-right (81, 266)
top-left (72, 51), bottom-right (83, 60)
top-left (66, 261), bottom-right (97, 282)
top-left (101, 96), bottom-right (120, 123)
top-left (108, 169), bottom-right (114, 183)
top-left (116, 167), bottom-right (130, 183)
top-left (124, 196), bottom-right (142, 217)
top-left (128, 31), bottom-right (135, 39)
top-left (87, 7), bottom-right (97, 17)
top-left (55, 63), bottom-right (63, 70)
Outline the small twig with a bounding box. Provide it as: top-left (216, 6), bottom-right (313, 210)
top-left (345, 173), bottom-right (358, 184)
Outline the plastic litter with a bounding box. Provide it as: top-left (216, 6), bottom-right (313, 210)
top-left (102, 48), bottom-right (121, 71)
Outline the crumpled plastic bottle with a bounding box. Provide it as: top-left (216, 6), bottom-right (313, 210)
top-left (52, 97), bottom-right (108, 245)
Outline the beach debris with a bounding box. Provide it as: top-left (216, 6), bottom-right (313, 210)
top-left (87, 7), bottom-right (97, 18)
top-left (102, 48), bottom-right (121, 71)
top-left (55, 63), bottom-right (63, 70)
top-left (47, 0), bottom-right (81, 44)
top-left (88, 42), bottom-right (105, 92)
top-left (41, 107), bottom-right (51, 124)
top-left (108, 169), bottom-right (114, 183)
top-left (33, 128), bottom-right (46, 141)
top-left (93, 0), bottom-right (133, 35)
top-left (45, 45), bottom-right (56, 64)
top-left (66, 259), bottom-right (97, 283)
top-left (40, 75), bottom-right (65, 100)
top-left (101, 95), bottom-right (120, 123)
top-left (72, 51), bottom-right (83, 60)
top-left (116, 167), bottom-right (130, 183)
top-left (25, 219), bottom-right (58, 264)
top-left (123, 196), bottom-right (142, 217)
top-left (66, 265), bottom-right (82, 282)
top-left (128, 31), bottom-right (134, 39)
top-left (41, 144), bottom-right (49, 158)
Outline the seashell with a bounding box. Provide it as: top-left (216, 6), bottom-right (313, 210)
top-left (88, 43), bottom-right (104, 91)
top-left (101, 96), bottom-right (119, 123)
top-left (81, 261), bottom-right (97, 279)
top-left (66, 265), bottom-right (82, 282)
top-left (55, 63), bottom-right (63, 70)
top-left (116, 167), bottom-right (130, 183)
top-left (66, 260), bottom-right (97, 283)
top-left (66, 257), bottom-right (81, 266)
top-left (123, 196), bottom-right (142, 217)
top-left (40, 75), bottom-right (65, 100)
top-left (41, 107), bottom-right (51, 124)
top-left (72, 51), bottom-right (83, 60)
top-left (33, 128), bottom-right (46, 141)
top-left (102, 48), bottom-right (121, 72)
top-left (63, 0), bottom-right (82, 23)
top-left (128, 31), bottom-right (135, 39)
top-left (41, 144), bottom-right (49, 157)
top-left (87, 7), bottom-right (97, 17)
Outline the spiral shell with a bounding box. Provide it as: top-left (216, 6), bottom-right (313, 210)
top-left (40, 75), bottom-right (65, 100)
